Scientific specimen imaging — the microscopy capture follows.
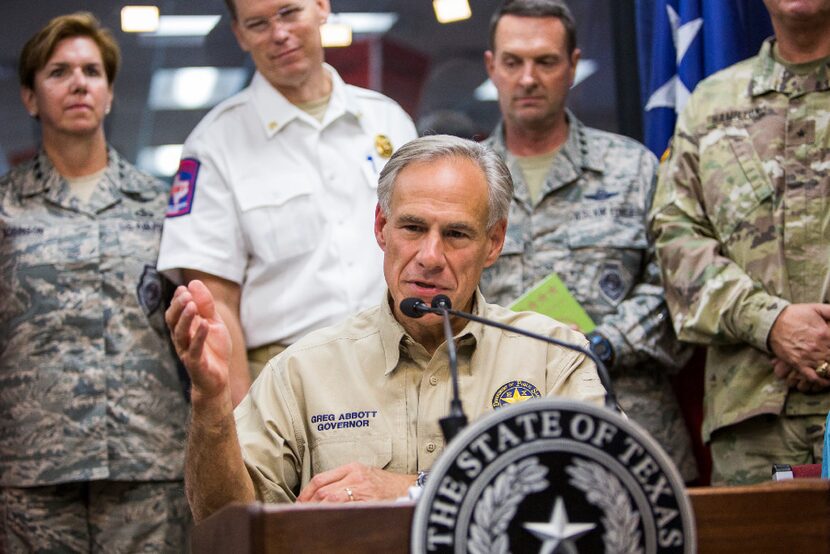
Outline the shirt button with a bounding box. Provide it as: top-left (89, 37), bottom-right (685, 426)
top-left (426, 442), bottom-right (436, 453)
top-left (429, 375), bottom-right (438, 386)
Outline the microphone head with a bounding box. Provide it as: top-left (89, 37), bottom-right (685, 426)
top-left (400, 297), bottom-right (428, 318)
top-left (431, 294), bottom-right (452, 310)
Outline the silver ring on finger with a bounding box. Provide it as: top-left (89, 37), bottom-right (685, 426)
top-left (345, 487), bottom-right (354, 502)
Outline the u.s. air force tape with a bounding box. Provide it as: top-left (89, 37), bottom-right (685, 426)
top-left (411, 399), bottom-right (695, 553)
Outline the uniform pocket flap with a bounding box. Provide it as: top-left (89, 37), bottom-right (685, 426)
top-left (236, 173), bottom-right (313, 212)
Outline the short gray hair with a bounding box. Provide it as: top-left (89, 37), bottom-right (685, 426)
top-left (377, 135), bottom-right (513, 230)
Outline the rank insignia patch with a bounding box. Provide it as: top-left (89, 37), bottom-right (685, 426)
top-left (166, 158), bottom-right (200, 218)
top-left (492, 380), bottom-right (541, 409)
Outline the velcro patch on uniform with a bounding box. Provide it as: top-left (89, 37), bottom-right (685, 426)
top-left (137, 264), bottom-right (162, 315)
top-left (598, 262), bottom-right (626, 303)
top-left (491, 380), bottom-right (541, 409)
top-left (166, 158), bottom-right (200, 218)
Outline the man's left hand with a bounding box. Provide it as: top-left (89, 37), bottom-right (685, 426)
top-left (772, 358), bottom-right (830, 393)
top-left (296, 463), bottom-right (416, 503)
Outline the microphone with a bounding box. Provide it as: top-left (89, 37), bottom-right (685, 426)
top-left (427, 294), bottom-right (618, 412)
top-left (399, 297), bottom-right (430, 318)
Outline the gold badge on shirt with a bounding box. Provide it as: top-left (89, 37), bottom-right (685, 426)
top-left (375, 134), bottom-right (393, 158)
top-left (491, 380), bottom-right (541, 409)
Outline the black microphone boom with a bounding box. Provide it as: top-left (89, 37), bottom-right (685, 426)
top-left (429, 295), bottom-right (618, 411)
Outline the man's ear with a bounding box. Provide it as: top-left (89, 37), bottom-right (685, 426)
top-left (374, 203), bottom-right (388, 251)
top-left (483, 219), bottom-right (507, 268)
top-left (568, 47), bottom-right (582, 87)
top-left (484, 50), bottom-right (495, 79)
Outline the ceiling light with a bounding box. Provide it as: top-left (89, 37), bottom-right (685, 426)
top-left (321, 21), bottom-right (352, 47)
top-left (335, 12), bottom-right (398, 34)
top-left (433, 0), bottom-right (472, 24)
top-left (149, 67), bottom-right (249, 110)
top-left (121, 6), bottom-right (160, 33)
top-left (144, 15), bottom-right (221, 37)
top-left (137, 144), bottom-right (183, 177)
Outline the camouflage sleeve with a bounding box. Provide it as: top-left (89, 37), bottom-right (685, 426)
top-left (648, 100), bottom-right (787, 352)
top-left (595, 151), bottom-right (692, 372)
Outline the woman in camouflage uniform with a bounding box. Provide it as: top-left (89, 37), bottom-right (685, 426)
top-left (0, 13), bottom-right (190, 552)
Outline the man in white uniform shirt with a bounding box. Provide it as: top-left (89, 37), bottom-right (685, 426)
top-left (158, 0), bottom-right (417, 404)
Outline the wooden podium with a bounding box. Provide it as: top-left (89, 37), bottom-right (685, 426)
top-left (192, 479), bottom-right (830, 553)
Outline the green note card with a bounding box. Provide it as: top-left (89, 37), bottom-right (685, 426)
top-left (509, 273), bottom-right (596, 333)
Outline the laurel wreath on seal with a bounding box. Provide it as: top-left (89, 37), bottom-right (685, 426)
top-left (566, 459), bottom-right (643, 554)
top-left (467, 457), bottom-right (549, 554)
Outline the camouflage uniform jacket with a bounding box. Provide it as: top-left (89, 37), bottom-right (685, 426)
top-left (650, 39), bottom-right (830, 442)
top-left (482, 111), bottom-right (696, 480)
top-left (0, 149), bottom-right (189, 487)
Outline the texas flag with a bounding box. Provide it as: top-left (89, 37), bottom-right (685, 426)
top-left (635, 0), bottom-right (773, 156)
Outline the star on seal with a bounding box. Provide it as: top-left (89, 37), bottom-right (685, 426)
top-left (524, 496), bottom-right (596, 554)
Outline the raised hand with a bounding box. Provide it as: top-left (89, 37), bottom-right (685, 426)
top-left (165, 279), bottom-right (233, 401)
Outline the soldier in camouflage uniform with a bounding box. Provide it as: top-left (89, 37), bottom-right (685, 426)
top-left (650, 0), bottom-right (830, 485)
top-left (0, 13), bottom-right (190, 551)
top-left (480, 0), bottom-right (698, 481)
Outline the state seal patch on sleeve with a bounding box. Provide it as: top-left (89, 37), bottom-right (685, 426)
top-left (411, 399), bottom-right (695, 553)
top-left (166, 158), bottom-right (200, 218)
top-left (492, 380), bottom-right (542, 409)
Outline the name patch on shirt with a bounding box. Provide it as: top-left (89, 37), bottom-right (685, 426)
top-left (166, 158), bottom-right (200, 218)
top-left (311, 410), bottom-right (379, 432)
top-left (492, 380), bottom-right (541, 409)
top-left (2, 225), bottom-right (44, 238)
top-left (707, 107), bottom-right (770, 128)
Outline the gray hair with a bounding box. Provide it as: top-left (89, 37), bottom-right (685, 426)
top-left (489, 0), bottom-right (577, 54)
top-left (377, 135), bottom-right (513, 230)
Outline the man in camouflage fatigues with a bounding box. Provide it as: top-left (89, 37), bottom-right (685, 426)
top-left (649, 0), bottom-right (830, 485)
top-left (0, 150), bottom-right (191, 550)
top-left (480, 0), bottom-right (697, 481)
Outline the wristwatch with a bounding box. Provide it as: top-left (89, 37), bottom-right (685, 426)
top-left (586, 331), bottom-right (615, 368)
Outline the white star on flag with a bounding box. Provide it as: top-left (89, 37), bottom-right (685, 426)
top-left (644, 5), bottom-right (703, 114)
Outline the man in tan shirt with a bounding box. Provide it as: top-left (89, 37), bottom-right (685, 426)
top-left (166, 135), bottom-right (605, 521)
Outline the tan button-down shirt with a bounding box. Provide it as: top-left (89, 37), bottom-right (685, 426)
top-left (235, 290), bottom-right (605, 503)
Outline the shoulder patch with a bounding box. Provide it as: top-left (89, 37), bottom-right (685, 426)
top-left (166, 158), bottom-right (200, 218)
top-left (492, 380), bottom-right (542, 409)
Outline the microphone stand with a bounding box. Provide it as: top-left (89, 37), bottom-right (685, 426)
top-left (438, 299), bottom-right (618, 412)
top-left (434, 298), bottom-right (468, 443)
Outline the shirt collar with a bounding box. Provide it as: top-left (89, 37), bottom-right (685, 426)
top-left (750, 37), bottom-right (830, 97)
top-left (17, 147), bottom-right (150, 201)
top-left (377, 289), bottom-right (486, 375)
top-left (488, 109), bottom-right (605, 197)
top-left (250, 63), bottom-right (362, 138)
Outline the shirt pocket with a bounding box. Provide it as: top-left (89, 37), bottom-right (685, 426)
top-left (703, 129), bottom-right (774, 248)
top-left (565, 222), bottom-right (647, 310)
top-left (235, 173), bottom-right (323, 263)
top-left (309, 435), bottom-right (393, 475)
